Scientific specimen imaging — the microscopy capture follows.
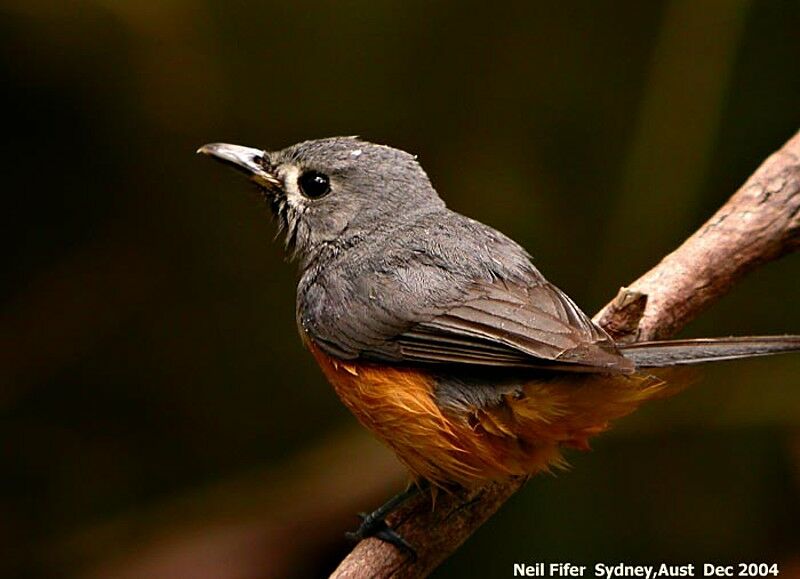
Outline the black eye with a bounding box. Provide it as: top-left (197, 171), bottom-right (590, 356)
top-left (298, 171), bottom-right (331, 199)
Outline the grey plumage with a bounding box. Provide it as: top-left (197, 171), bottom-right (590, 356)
top-left (619, 336), bottom-right (800, 367)
top-left (199, 137), bottom-right (800, 377)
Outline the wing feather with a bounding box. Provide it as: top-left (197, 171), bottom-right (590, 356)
top-left (393, 280), bottom-right (633, 373)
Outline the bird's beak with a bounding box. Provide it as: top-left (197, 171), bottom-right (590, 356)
top-left (197, 143), bottom-right (281, 187)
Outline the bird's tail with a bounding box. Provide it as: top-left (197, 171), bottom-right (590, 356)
top-left (619, 336), bottom-right (800, 368)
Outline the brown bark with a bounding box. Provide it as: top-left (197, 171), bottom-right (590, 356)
top-left (596, 130), bottom-right (800, 341)
top-left (331, 130), bottom-right (800, 579)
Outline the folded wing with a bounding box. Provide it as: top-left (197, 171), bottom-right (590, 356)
top-left (394, 279), bottom-right (633, 373)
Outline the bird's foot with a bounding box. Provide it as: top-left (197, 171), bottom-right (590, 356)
top-left (345, 510), bottom-right (416, 558)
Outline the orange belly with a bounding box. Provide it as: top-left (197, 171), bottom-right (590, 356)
top-left (308, 342), bottom-right (665, 488)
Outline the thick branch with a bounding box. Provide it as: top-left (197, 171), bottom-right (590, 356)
top-left (596, 131), bottom-right (800, 341)
top-left (331, 130), bottom-right (800, 579)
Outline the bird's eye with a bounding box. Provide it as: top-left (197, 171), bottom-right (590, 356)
top-left (298, 171), bottom-right (331, 199)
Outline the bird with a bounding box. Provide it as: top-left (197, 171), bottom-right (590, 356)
top-left (198, 137), bottom-right (800, 552)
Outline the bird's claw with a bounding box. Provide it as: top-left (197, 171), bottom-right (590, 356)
top-left (346, 512), bottom-right (417, 559)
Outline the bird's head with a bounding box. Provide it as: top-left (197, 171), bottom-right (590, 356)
top-left (198, 137), bottom-right (444, 263)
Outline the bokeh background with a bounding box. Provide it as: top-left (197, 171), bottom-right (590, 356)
top-left (2, 1), bottom-right (800, 577)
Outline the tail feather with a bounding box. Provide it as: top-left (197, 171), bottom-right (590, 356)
top-left (619, 336), bottom-right (800, 368)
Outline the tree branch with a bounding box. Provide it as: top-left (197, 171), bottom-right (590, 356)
top-left (331, 130), bottom-right (800, 579)
top-left (595, 131), bottom-right (800, 341)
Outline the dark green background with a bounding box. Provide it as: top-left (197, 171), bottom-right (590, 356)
top-left (2, 1), bottom-right (799, 577)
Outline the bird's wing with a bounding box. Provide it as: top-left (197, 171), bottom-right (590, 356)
top-left (391, 278), bottom-right (633, 373)
top-left (299, 216), bottom-right (632, 374)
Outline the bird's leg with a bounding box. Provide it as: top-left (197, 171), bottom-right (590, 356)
top-left (345, 480), bottom-right (429, 556)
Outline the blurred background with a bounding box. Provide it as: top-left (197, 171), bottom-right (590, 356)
top-left (2, 1), bottom-right (799, 577)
